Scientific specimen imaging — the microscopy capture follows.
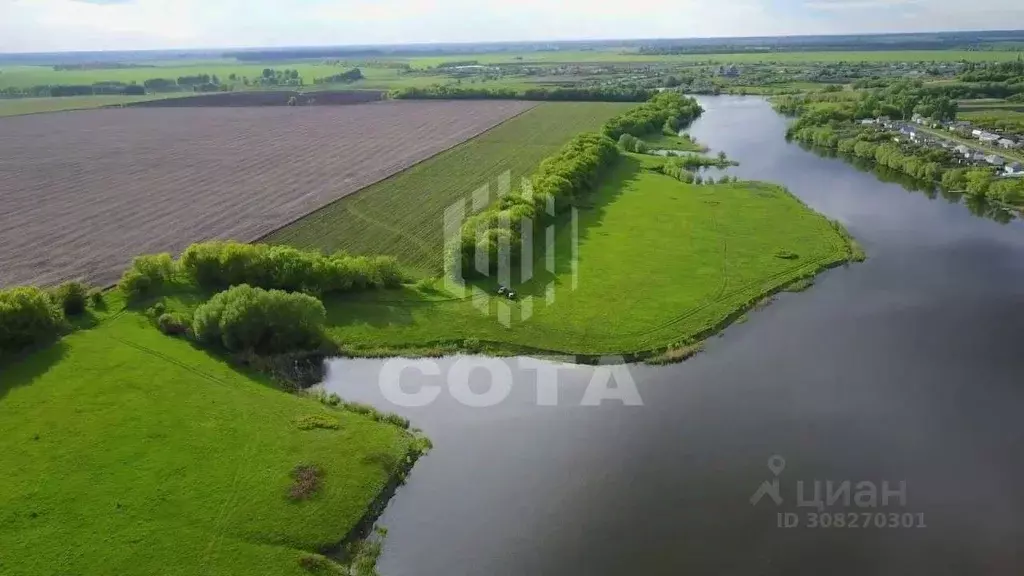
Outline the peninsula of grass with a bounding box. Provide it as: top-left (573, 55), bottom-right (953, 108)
top-left (265, 101), bottom-right (636, 277)
top-left (640, 131), bottom-right (708, 152)
top-left (110, 150), bottom-right (823, 362)
top-left (0, 308), bottom-right (420, 575)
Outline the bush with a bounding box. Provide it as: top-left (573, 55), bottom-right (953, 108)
top-left (0, 287), bottom-right (65, 352)
top-left (157, 313), bottom-right (189, 336)
top-left (51, 281), bottom-right (89, 316)
top-left (192, 285), bottom-right (327, 354)
top-left (118, 253), bottom-right (176, 299)
top-left (180, 241), bottom-right (403, 294)
top-left (88, 289), bottom-right (104, 308)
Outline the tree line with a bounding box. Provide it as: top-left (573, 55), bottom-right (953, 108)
top-left (390, 85), bottom-right (658, 102)
top-left (788, 114), bottom-right (1024, 207)
top-left (312, 68), bottom-right (364, 85)
top-left (450, 93), bottom-right (705, 277)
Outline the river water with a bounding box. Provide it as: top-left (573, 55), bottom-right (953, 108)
top-left (323, 96), bottom-right (1024, 575)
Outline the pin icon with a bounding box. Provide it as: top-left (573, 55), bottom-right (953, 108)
top-left (768, 455), bottom-right (786, 476)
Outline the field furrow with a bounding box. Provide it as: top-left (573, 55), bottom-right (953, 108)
top-left (0, 100), bottom-right (536, 287)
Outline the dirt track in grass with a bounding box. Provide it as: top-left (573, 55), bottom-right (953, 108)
top-left (0, 100), bottom-right (536, 288)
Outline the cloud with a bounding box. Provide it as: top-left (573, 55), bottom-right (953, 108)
top-left (1, 0), bottom-right (1022, 53)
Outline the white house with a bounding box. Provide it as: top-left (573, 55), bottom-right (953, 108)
top-left (997, 138), bottom-right (1017, 149)
top-left (860, 118), bottom-right (877, 125)
top-left (954, 144), bottom-right (971, 157)
top-left (979, 134), bottom-right (999, 144)
top-left (1006, 162), bottom-right (1023, 175)
top-left (971, 129), bottom-right (983, 137)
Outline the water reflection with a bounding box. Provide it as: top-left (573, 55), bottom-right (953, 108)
top-left (795, 141), bottom-right (1018, 225)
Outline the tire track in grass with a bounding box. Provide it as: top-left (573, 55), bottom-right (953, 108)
top-left (109, 332), bottom-right (263, 569)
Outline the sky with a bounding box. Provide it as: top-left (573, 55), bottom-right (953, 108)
top-left (0, 0), bottom-right (1022, 53)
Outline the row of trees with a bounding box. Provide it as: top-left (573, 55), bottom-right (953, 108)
top-left (601, 92), bottom-right (704, 140)
top-left (451, 133), bottom-right (619, 276)
top-left (390, 85), bottom-right (657, 102)
top-left (959, 58), bottom-right (1024, 83)
top-left (789, 124), bottom-right (1024, 206)
top-left (1, 83), bottom-right (146, 98)
top-left (115, 242), bottom-right (403, 301)
top-left (313, 68), bottom-right (364, 85)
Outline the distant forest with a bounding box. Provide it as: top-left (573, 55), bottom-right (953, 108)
top-left (638, 31), bottom-right (1024, 55)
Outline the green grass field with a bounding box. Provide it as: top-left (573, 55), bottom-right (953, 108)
top-left (640, 132), bottom-right (707, 151)
top-left (265, 101), bottom-right (636, 277)
top-left (0, 310), bottom-right (414, 575)
top-left (0, 94), bottom-right (193, 117)
top-left (309, 154), bottom-right (853, 356)
top-left (958, 108), bottom-right (1024, 133)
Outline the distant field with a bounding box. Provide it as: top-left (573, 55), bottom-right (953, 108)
top-left (403, 49), bottom-right (1024, 68)
top-left (958, 102), bottom-right (1024, 112)
top-left (0, 94), bottom-right (187, 117)
top-left (957, 108), bottom-right (1024, 132)
top-left (266, 101), bottom-right (635, 276)
top-left (0, 100), bottom-right (535, 287)
top-left (0, 63), bottom-right (448, 92)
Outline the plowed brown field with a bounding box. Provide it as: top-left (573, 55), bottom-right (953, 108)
top-left (0, 100), bottom-right (536, 288)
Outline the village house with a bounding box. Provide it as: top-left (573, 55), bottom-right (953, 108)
top-left (985, 155), bottom-right (1005, 167)
top-left (954, 144), bottom-right (972, 157)
top-left (997, 137), bottom-right (1019, 149)
top-left (1004, 161), bottom-right (1023, 175)
top-left (979, 133), bottom-right (999, 144)
top-left (972, 129), bottom-right (983, 138)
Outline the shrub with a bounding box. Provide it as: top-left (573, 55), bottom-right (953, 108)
top-left (775, 250), bottom-right (800, 260)
top-left (296, 414), bottom-right (341, 430)
top-left (88, 289), bottom-right (104, 308)
top-left (118, 253), bottom-right (175, 299)
top-left (179, 241), bottom-right (403, 294)
top-left (0, 287), bottom-right (65, 352)
top-left (157, 313), bottom-right (189, 336)
top-left (51, 281), bottom-right (89, 316)
top-left (298, 553), bottom-right (344, 575)
top-left (192, 284), bottom-right (327, 354)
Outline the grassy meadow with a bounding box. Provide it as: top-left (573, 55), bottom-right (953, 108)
top-left (266, 101), bottom-right (636, 277)
top-left (277, 154), bottom-right (853, 356)
top-left (0, 309), bottom-right (415, 575)
top-left (0, 94), bottom-right (194, 117)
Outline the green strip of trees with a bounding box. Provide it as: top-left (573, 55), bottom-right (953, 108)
top-left (450, 93), bottom-right (704, 278)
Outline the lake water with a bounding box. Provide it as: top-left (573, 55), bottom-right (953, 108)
top-left (322, 96), bottom-right (1024, 575)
